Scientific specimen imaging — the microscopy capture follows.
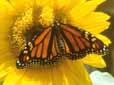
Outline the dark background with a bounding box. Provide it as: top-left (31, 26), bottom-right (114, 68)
top-left (88, 0), bottom-right (114, 76)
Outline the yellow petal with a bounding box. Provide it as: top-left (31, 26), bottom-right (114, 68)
top-left (0, 64), bottom-right (8, 80)
top-left (3, 68), bottom-right (26, 85)
top-left (20, 68), bottom-right (53, 85)
top-left (0, 64), bottom-right (12, 81)
top-left (73, 21), bottom-right (110, 34)
top-left (71, 12), bottom-right (110, 34)
top-left (54, 0), bottom-right (86, 10)
top-left (82, 21), bottom-right (110, 34)
top-left (96, 34), bottom-right (111, 46)
top-left (82, 12), bottom-right (110, 23)
top-left (0, 0), bottom-right (15, 32)
top-left (69, 0), bottom-right (106, 21)
top-left (0, 0), bottom-right (14, 14)
top-left (59, 60), bottom-right (92, 85)
top-left (81, 54), bottom-right (106, 68)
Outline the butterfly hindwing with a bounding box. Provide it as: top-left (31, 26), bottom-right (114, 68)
top-left (60, 24), bottom-right (107, 59)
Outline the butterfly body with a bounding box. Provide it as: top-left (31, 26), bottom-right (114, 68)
top-left (16, 21), bottom-right (108, 69)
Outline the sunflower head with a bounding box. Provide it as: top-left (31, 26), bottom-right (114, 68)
top-left (0, 0), bottom-right (111, 85)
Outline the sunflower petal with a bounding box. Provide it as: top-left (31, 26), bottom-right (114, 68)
top-left (59, 60), bottom-right (92, 85)
top-left (3, 68), bottom-right (26, 85)
top-left (71, 12), bottom-right (110, 33)
top-left (82, 12), bottom-right (110, 22)
top-left (0, 0), bottom-right (15, 32)
top-left (81, 54), bottom-right (106, 68)
top-left (54, 0), bottom-right (86, 10)
top-left (0, 0), bottom-right (14, 14)
top-left (69, 0), bottom-right (106, 21)
top-left (0, 64), bottom-right (8, 80)
top-left (0, 64), bottom-right (12, 81)
top-left (81, 21), bottom-right (110, 34)
top-left (96, 34), bottom-right (111, 46)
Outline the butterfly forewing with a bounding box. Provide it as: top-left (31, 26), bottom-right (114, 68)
top-left (32, 28), bottom-right (52, 59)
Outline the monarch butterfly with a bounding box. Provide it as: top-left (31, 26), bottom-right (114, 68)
top-left (16, 21), bottom-right (108, 69)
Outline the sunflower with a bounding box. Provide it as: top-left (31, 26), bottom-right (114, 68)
top-left (0, 0), bottom-right (111, 85)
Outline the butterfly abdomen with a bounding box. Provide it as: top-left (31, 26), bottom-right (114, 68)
top-left (52, 21), bottom-right (66, 55)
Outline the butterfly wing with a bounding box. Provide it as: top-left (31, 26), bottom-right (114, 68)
top-left (16, 22), bottom-right (108, 68)
top-left (17, 26), bottom-right (61, 68)
top-left (60, 24), bottom-right (108, 59)
top-left (31, 27), bottom-right (61, 64)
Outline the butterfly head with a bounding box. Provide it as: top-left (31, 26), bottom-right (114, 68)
top-left (52, 20), bottom-right (60, 27)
